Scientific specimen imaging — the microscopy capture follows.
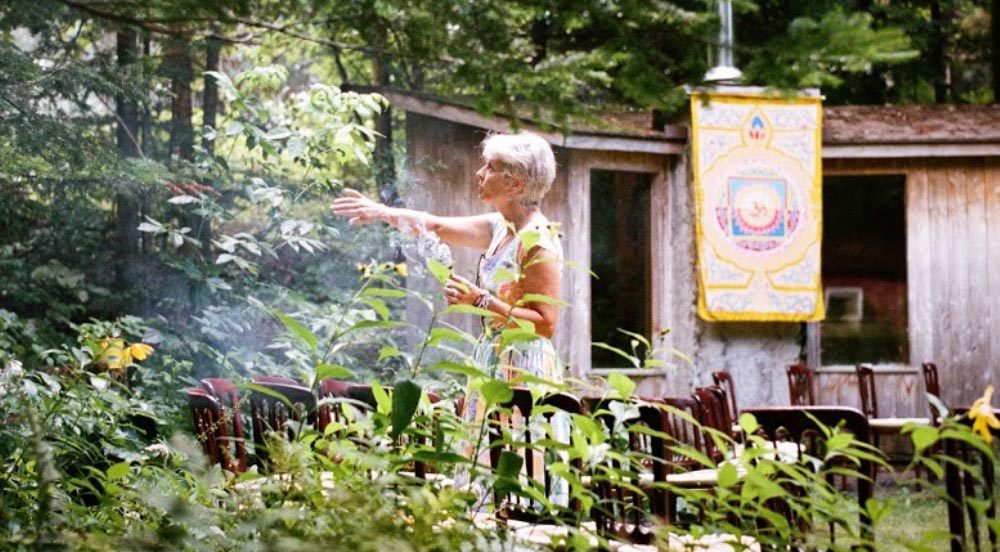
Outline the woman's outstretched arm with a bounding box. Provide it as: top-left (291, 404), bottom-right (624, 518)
top-left (331, 188), bottom-right (494, 249)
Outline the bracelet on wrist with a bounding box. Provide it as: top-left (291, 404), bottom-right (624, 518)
top-left (474, 291), bottom-right (493, 310)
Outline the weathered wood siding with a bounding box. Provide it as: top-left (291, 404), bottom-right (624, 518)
top-left (826, 158), bottom-right (1000, 408)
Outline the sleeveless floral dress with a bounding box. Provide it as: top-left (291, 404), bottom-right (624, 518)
top-left (471, 213), bottom-right (564, 383)
top-left (458, 213), bottom-right (570, 509)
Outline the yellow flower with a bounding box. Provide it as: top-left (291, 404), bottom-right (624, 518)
top-left (97, 339), bottom-right (154, 371)
top-left (357, 263), bottom-right (372, 278)
top-left (127, 343), bottom-right (154, 362)
top-left (98, 338), bottom-right (126, 371)
top-left (968, 384), bottom-right (1000, 443)
top-left (394, 262), bottom-right (408, 277)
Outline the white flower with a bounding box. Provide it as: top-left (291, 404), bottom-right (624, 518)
top-left (4, 359), bottom-right (23, 378)
top-left (143, 443), bottom-right (171, 457)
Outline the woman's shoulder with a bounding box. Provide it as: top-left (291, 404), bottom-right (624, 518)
top-left (486, 212), bottom-right (507, 235)
top-left (518, 214), bottom-right (563, 259)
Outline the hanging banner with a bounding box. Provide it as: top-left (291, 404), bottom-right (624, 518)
top-left (691, 91), bottom-right (825, 321)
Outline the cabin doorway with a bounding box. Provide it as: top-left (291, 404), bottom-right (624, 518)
top-left (589, 170), bottom-right (653, 368)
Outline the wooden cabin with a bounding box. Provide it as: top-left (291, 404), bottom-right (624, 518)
top-left (384, 88), bottom-right (1000, 414)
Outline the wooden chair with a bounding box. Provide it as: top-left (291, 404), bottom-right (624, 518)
top-left (185, 388), bottom-right (235, 471)
top-left (856, 363), bottom-right (931, 468)
top-left (694, 386), bottom-right (737, 449)
top-left (585, 396), bottom-right (667, 544)
top-left (741, 406), bottom-right (875, 549)
top-left (857, 363), bottom-right (934, 429)
top-left (248, 381), bottom-right (318, 467)
top-left (712, 370), bottom-right (740, 434)
top-left (199, 378), bottom-right (249, 473)
top-left (488, 388), bottom-right (584, 524)
top-left (786, 364), bottom-right (817, 406)
top-left (658, 394), bottom-right (726, 526)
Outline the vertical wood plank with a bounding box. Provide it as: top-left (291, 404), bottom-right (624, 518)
top-left (947, 167), bottom-right (972, 399)
top-left (906, 169), bottom-right (934, 369)
top-left (649, 156), bottom-right (673, 397)
top-left (928, 168), bottom-right (954, 391)
top-left (564, 152), bottom-right (590, 381)
top-left (964, 161), bottom-right (990, 398)
top-left (985, 163), bottom-right (1000, 400)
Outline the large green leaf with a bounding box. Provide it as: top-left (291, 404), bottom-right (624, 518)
top-left (608, 372), bottom-right (636, 398)
top-left (316, 363), bottom-right (354, 381)
top-left (481, 379), bottom-right (513, 406)
top-left (271, 309), bottom-right (318, 354)
top-left (391, 379), bottom-right (421, 439)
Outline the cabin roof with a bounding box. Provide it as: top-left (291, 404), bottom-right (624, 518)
top-left (375, 87), bottom-right (1000, 158)
top-left (823, 105), bottom-right (1000, 144)
top-left (375, 88), bottom-right (686, 155)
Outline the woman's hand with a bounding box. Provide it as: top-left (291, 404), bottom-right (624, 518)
top-left (443, 273), bottom-right (480, 306)
top-left (330, 188), bottom-right (386, 225)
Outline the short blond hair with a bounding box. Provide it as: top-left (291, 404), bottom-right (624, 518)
top-left (481, 132), bottom-right (556, 206)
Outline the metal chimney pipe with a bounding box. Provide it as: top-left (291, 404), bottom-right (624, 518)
top-left (704, 0), bottom-right (743, 83)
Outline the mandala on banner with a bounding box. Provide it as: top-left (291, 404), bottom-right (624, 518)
top-left (691, 92), bottom-right (825, 321)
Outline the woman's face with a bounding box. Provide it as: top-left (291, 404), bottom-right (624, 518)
top-left (475, 158), bottom-right (510, 204)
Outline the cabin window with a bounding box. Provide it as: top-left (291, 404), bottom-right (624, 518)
top-left (810, 175), bottom-right (908, 366)
top-left (590, 170), bottom-right (653, 368)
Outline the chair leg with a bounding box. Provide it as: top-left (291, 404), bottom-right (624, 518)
top-left (983, 455), bottom-right (998, 552)
top-left (946, 439), bottom-right (967, 552)
top-left (965, 466), bottom-right (982, 552)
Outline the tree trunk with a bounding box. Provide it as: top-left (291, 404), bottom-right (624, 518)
top-left (371, 29), bottom-right (398, 206)
top-left (114, 28), bottom-right (141, 293)
top-left (198, 37), bottom-right (221, 260)
top-left (165, 32), bottom-right (195, 162)
top-left (993, 0), bottom-right (999, 102)
top-left (202, 36), bottom-right (221, 153)
top-left (851, 0), bottom-right (887, 104)
top-left (140, 33), bottom-right (152, 256)
top-left (929, 0), bottom-right (949, 103)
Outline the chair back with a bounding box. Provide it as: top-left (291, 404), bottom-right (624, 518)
top-left (786, 364), bottom-right (817, 406)
top-left (249, 381), bottom-right (318, 466)
top-left (922, 362), bottom-right (940, 399)
top-left (855, 363), bottom-right (878, 418)
top-left (741, 406), bottom-right (874, 546)
top-left (488, 387), bottom-right (584, 522)
top-left (199, 378), bottom-right (248, 472)
top-left (185, 388), bottom-right (229, 470)
top-left (921, 362), bottom-right (944, 423)
top-left (658, 395), bottom-right (716, 472)
top-left (694, 386), bottom-right (734, 441)
top-left (711, 370), bottom-right (739, 428)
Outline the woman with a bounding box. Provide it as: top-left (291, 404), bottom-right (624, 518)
top-left (330, 131), bottom-right (564, 386)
